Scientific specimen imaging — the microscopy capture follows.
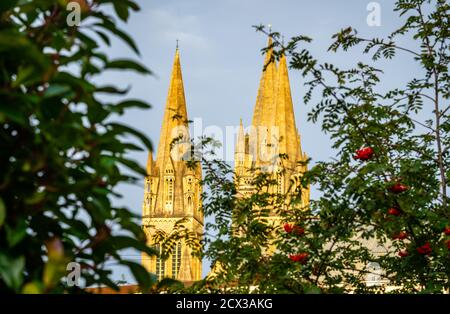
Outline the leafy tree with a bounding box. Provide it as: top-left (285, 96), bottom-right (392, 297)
top-left (184, 0), bottom-right (449, 293)
top-left (0, 0), bottom-right (156, 293)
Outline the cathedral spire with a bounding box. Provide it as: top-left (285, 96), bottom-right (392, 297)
top-left (274, 53), bottom-right (299, 161)
top-left (251, 36), bottom-right (277, 129)
top-left (156, 49), bottom-right (189, 169)
top-left (250, 36), bottom-right (278, 165)
top-left (142, 48), bottom-right (203, 283)
top-left (236, 118), bottom-right (245, 153)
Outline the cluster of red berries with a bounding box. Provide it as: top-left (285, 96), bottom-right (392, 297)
top-left (284, 223), bottom-right (305, 236)
top-left (354, 147), bottom-right (410, 194)
top-left (284, 223), bottom-right (308, 264)
top-left (389, 183), bottom-right (409, 194)
top-left (289, 253), bottom-right (309, 264)
top-left (353, 149), bottom-right (449, 258)
top-left (354, 147), bottom-right (374, 161)
top-left (387, 207), bottom-right (401, 216)
top-left (398, 242), bottom-right (433, 257)
top-left (398, 227), bottom-right (450, 257)
top-left (416, 242), bottom-right (432, 255)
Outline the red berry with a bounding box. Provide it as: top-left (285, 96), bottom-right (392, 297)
top-left (446, 240), bottom-right (450, 250)
top-left (284, 223), bottom-right (294, 233)
top-left (417, 242), bottom-right (432, 255)
top-left (389, 183), bottom-right (409, 194)
top-left (284, 223), bottom-right (305, 236)
top-left (354, 147), bottom-right (374, 161)
top-left (392, 231), bottom-right (408, 240)
top-left (398, 250), bottom-right (408, 257)
top-left (443, 227), bottom-right (450, 235)
top-left (387, 207), bottom-right (401, 216)
top-left (289, 253), bottom-right (309, 264)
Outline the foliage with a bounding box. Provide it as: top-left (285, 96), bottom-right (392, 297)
top-left (0, 0), bottom-right (157, 293)
top-left (1, 0), bottom-right (449, 295)
top-left (184, 0), bottom-right (449, 293)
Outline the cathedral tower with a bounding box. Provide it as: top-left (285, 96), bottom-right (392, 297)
top-left (235, 37), bottom-right (310, 220)
top-left (142, 49), bottom-right (203, 282)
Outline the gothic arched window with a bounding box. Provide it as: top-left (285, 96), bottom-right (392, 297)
top-left (146, 178), bottom-right (151, 192)
top-left (187, 196), bottom-right (193, 213)
top-left (155, 244), bottom-right (165, 280)
top-left (171, 242), bottom-right (182, 279)
top-left (164, 177), bottom-right (174, 212)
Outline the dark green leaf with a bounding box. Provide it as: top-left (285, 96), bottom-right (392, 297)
top-left (0, 198), bottom-right (5, 228)
top-left (121, 261), bottom-right (154, 291)
top-left (105, 59), bottom-right (152, 74)
top-left (0, 253), bottom-right (24, 291)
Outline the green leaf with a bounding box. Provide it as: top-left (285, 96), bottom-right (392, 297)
top-left (0, 253), bottom-right (25, 291)
top-left (0, 103), bottom-right (26, 125)
top-left (107, 122), bottom-right (153, 151)
top-left (95, 268), bottom-right (120, 291)
top-left (94, 30), bottom-right (111, 46)
top-left (110, 236), bottom-right (158, 257)
top-left (43, 84), bottom-right (71, 98)
top-left (94, 22), bottom-right (140, 55)
top-left (117, 157), bottom-right (147, 176)
top-left (5, 219), bottom-right (27, 247)
top-left (24, 192), bottom-right (46, 205)
top-left (114, 27), bottom-right (140, 55)
top-left (105, 59), bottom-right (152, 74)
top-left (13, 65), bottom-right (41, 87)
top-left (0, 0), bottom-right (18, 12)
top-left (0, 197), bottom-right (5, 228)
top-left (96, 85), bottom-right (130, 95)
top-left (0, 30), bottom-right (48, 68)
top-left (113, 2), bottom-right (130, 22)
top-left (111, 100), bottom-right (151, 114)
top-left (121, 261), bottom-right (154, 291)
top-left (53, 72), bottom-right (96, 93)
top-left (157, 278), bottom-right (184, 290)
top-left (304, 284), bottom-right (322, 294)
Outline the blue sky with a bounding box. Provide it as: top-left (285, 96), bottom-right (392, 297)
top-left (97, 0), bottom-right (423, 283)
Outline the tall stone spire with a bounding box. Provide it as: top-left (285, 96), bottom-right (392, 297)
top-left (274, 53), bottom-right (300, 161)
top-left (252, 36), bottom-right (277, 128)
top-left (250, 37), bottom-right (278, 165)
top-left (155, 48), bottom-right (189, 169)
top-left (236, 118), bottom-right (245, 153)
top-left (142, 48), bottom-right (203, 284)
top-left (234, 36), bottom-right (310, 213)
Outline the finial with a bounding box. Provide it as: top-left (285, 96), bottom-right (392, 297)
top-left (176, 39), bottom-right (179, 50)
top-left (268, 24), bottom-right (272, 33)
top-left (282, 35), bottom-right (285, 46)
